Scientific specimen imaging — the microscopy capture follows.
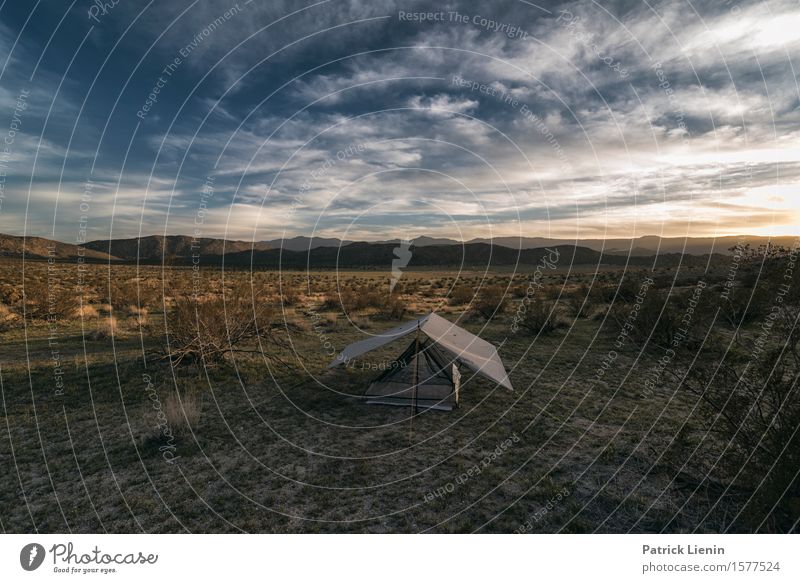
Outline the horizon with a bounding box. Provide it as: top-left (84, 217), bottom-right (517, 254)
top-left (0, 233), bottom-right (800, 254)
top-left (3, 230), bottom-right (797, 247)
top-left (0, 1), bottom-right (798, 242)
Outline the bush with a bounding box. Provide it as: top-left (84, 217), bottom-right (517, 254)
top-left (88, 314), bottom-right (120, 340)
top-left (590, 274), bottom-right (642, 304)
top-left (514, 300), bottom-right (563, 335)
top-left (377, 295), bottom-right (407, 320)
top-left (98, 279), bottom-right (141, 311)
top-left (319, 294), bottom-right (342, 311)
top-left (127, 305), bottom-right (148, 326)
top-left (631, 291), bottom-right (682, 349)
top-left (279, 286), bottom-right (300, 307)
top-left (23, 282), bottom-right (75, 321)
top-left (471, 285), bottom-right (509, 320)
top-left (721, 283), bottom-right (772, 328)
top-left (0, 303), bottom-right (18, 332)
top-left (449, 284), bottom-right (474, 306)
top-left (674, 305), bottom-right (800, 531)
top-left (158, 283), bottom-right (287, 369)
top-left (335, 286), bottom-right (386, 314)
top-left (565, 285), bottom-right (591, 319)
top-left (72, 303), bottom-right (100, 319)
top-left (720, 244), bottom-right (799, 328)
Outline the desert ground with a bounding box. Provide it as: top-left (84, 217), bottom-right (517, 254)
top-left (0, 249), bottom-right (797, 533)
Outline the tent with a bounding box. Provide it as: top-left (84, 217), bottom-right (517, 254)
top-left (328, 312), bottom-right (513, 411)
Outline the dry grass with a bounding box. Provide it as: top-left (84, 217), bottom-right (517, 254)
top-left (325, 312), bottom-right (338, 327)
top-left (164, 391), bottom-right (202, 435)
top-left (71, 303), bottom-right (100, 319)
top-left (0, 302), bottom-right (18, 332)
top-left (88, 314), bottom-right (120, 340)
top-left (127, 304), bottom-right (149, 326)
top-left (0, 258), bottom-right (780, 533)
top-left (0, 302), bottom-right (17, 319)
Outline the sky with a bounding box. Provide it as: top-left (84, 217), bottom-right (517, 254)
top-left (0, 0), bottom-right (798, 243)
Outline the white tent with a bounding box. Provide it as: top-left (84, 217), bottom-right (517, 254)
top-left (328, 312), bottom-right (513, 410)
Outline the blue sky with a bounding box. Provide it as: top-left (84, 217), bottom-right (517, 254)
top-left (0, 0), bottom-right (798, 243)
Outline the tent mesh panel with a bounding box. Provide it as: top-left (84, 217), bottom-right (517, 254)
top-left (365, 339), bottom-right (456, 410)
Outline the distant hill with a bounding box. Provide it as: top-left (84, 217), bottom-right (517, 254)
top-left (1, 232), bottom-right (791, 265)
top-left (84, 235), bottom-right (274, 261)
top-left (374, 236), bottom-right (461, 246)
top-left (233, 234), bottom-right (800, 256)
top-left (201, 242), bottom-right (717, 269)
top-left (604, 247), bottom-right (659, 257)
top-left (261, 235), bottom-right (454, 250)
top-left (260, 236), bottom-right (354, 251)
top-left (466, 235), bottom-right (797, 255)
top-left (0, 234), bottom-right (115, 260)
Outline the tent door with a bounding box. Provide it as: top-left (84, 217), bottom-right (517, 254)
top-left (364, 339), bottom-right (456, 410)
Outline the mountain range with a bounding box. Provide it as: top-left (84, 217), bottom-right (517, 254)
top-left (263, 234), bottom-right (794, 256)
top-left (0, 232), bottom-right (792, 266)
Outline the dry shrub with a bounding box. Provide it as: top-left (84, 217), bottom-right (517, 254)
top-left (609, 289), bottom-right (683, 350)
top-left (71, 303), bottom-right (99, 319)
top-left (1, 285), bottom-right (21, 306)
top-left (673, 305), bottom-right (800, 532)
top-left (164, 391), bottom-right (201, 435)
top-left (324, 312), bottom-right (338, 329)
top-left (544, 284), bottom-right (564, 300)
top-left (344, 286), bottom-right (384, 312)
top-left (23, 283), bottom-right (75, 320)
top-left (98, 280), bottom-right (134, 310)
top-left (320, 285), bottom-right (384, 314)
top-left (88, 315), bottom-right (119, 340)
top-left (396, 280), bottom-right (419, 294)
top-left (376, 295), bottom-right (407, 320)
top-left (127, 305), bottom-right (149, 326)
top-left (515, 300), bottom-right (564, 335)
top-left (99, 278), bottom-right (160, 312)
top-left (319, 294), bottom-right (341, 311)
top-left (279, 286), bottom-right (300, 306)
top-left (160, 283), bottom-right (287, 369)
top-left (564, 284), bottom-right (591, 319)
top-left (470, 285), bottom-right (509, 320)
top-left (721, 284), bottom-right (772, 328)
top-left (351, 314), bottom-right (372, 329)
top-left (0, 303), bottom-right (18, 332)
top-left (449, 284), bottom-right (474, 306)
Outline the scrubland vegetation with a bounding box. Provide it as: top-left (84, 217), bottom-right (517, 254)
top-left (0, 243), bottom-right (797, 532)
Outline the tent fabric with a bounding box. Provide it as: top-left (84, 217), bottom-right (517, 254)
top-left (328, 316), bottom-right (425, 366)
top-left (328, 312), bottom-right (514, 391)
top-left (365, 339), bottom-right (457, 411)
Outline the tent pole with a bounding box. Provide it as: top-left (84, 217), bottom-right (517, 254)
top-left (413, 324), bottom-right (420, 415)
top-left (409, 323), bottom-right (420, 444)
